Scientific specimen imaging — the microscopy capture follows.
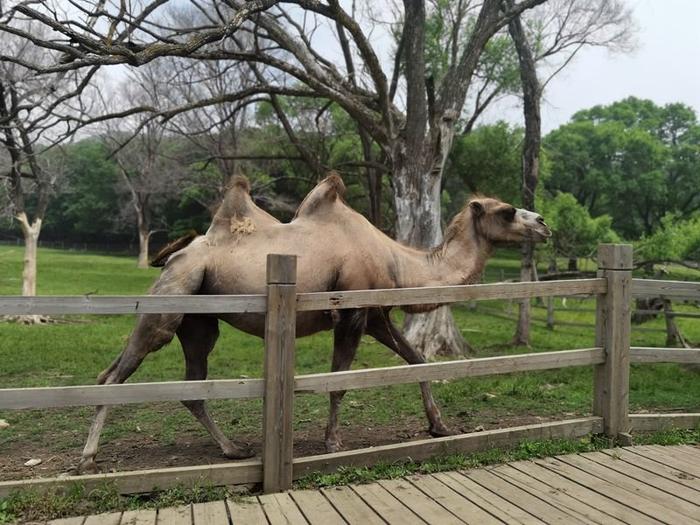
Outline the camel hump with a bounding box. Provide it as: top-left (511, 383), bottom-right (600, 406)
top-left (294, 171), bottom-right (347, 218)
top-left (231, 174), bottom-right (250, 193)
top-left (150, 230), bottom-right (199, 267)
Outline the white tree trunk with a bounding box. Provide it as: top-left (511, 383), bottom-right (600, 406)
top-left (393, 151), bottom-right (472, 359)
top-left (17, 212), bottom-right (41, 297)
top-left (137, 227), bottom-right (149, 269)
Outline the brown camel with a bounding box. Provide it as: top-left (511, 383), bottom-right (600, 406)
top-left (78, 173), bottom-right (551, 474)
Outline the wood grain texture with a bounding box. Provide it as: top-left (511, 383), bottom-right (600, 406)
top-left (156, 505), bottom-right (192, 525)
top-left (258, 492), bottom-right (308, 525)
top-left (629, 413), bottom-right (700, 431)
top-left (0, 294), bottom-right (266, 315)
top-left (377, 478), bottom-right (462, 524)
top-left (0, 378), bottom-right (264, 410)
top-left (593, 245), bottom-right (632, 438)
top-left (262, 254), bottom-right (296, 494)
top-left (0, 459), bottom-right (262, 498)
top-left (295, 348), bottom-right (604, 394)
top-left (630, 347), bottom-right (700, 364)
top-left (288, 489), bottom-right (346, 524)
top-left (296, 279), bottom-right (606, 311)
top-left (83, 513), bottom-right (122, 525)
top-left (192, 501), bottom-right (228, 525)
top-left (632, 278), bottom-right (700, 300)
top-left (120, 509), bottom-right (156, 525)
top-left (350, 483), bottom-right (421, 524)
top-left (320, 486), bottom-right (385, 525)
top-left (226, 498), bottom-right (268, 525)
top-left (47, 517), bottom-right (86, 525)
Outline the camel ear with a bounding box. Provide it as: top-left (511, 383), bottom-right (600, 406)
top-left (470, 201), bottom-right (484, 217)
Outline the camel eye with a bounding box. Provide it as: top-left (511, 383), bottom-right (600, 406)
top-left (500, 206), bottom-right (516, 222)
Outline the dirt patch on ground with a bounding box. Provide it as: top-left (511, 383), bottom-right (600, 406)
top-left (0, 414), bottom-right (560, 482)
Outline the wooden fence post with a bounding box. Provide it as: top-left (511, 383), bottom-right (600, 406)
top-left (262, 254), bottom-right (297, 493)
top-left (593, 244), bottom-right (632, 442)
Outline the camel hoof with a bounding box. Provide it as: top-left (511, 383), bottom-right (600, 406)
top-left (428, 425), bottom-right (455, 438)
top-left (77, 457), bottom-right (100, 475)
top-left (223, 443), bottom-right (254, 460)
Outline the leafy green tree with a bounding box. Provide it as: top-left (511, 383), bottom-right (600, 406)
top-left (635, 214), bottom-right (700, 264)
top-left (540, 192), bottom-right (619, 269)
top-left (444, 122), bottom-right (523, 219)
top-left (545, 97), bottom-right (700, 239)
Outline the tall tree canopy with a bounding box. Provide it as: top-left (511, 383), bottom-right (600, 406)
top-left (545, 97), bottom-right (700, 239)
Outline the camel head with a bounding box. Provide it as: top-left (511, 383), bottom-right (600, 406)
top-left (461, 196), bottom-right (552, 245)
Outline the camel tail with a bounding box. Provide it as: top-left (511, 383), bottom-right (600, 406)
top-left (150, 230), bottom-right (199, 267)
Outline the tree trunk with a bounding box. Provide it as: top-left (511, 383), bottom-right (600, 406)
top-left (137, 215), bottom-right (150, 269)
top-left (568, 257), bottom-right (578, 271)
top-left (395, 145), bottom-right (472, 359)
top-left (18, 213), bottom-right (41, 297)
top-left (509, 7), bottom-right (541, 347)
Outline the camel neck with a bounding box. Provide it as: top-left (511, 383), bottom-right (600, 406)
top-left (390, 216), bottom-right (492, 288)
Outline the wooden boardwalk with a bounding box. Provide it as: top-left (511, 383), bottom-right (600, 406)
top-left (47, 444), bottom-right (700, 525)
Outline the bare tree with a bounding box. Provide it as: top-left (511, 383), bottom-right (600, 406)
top-left (0, 12), bottom-right (93, 307)
top-left (508, 0), bottom-right (635, 345)
top-left (103, 64), bottom-right (185, 268)
top-left (0, 0), bottom-right (548, 355)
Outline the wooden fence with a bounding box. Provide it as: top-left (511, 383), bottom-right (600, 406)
top-left (1, 244), bottom-right (699, 497)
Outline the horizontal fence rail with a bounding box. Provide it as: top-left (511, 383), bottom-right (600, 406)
top-left (0, 295), bottom-right (267, 315)
top-left (630, 347), bottom-right (700, 364)
top-left (0, 348), bottom-right (604, 410)
top-left (632, 279), bottom-right (700, 301)
top-left (296, 279), bottom-right (607, 311)
top-left (0, 279), bottom-right (607, 316)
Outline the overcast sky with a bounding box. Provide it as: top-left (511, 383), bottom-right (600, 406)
top-left (485, 0), bottom-right (700, 132)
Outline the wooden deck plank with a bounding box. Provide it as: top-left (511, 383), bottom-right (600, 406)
top-left (535, 456), bottom-right (693, 524)
top-left (47, 518), bottom-right (86, 525)
top-left (226, 498), bottom-right (268, 525)
top-left (627, 446), bottom-right (700, 477)
top-left (192, 501), bottom-right (228, 525)
top-left (491, 464), bottom-right (626, 525)
top-left (580, 451), bottom-right (700, 505)
top-left (84, 513), bottom-right (122, 525)
top-left (377, 478), bottom-right (463, 525)
top-left (600, 448), bottom-right (700, 492)
top-left (351, 482), bottom-right (425, 524)
top-left (406, 474), bottom-right (502, 525)
top-left (320, 486), bottom-right (384, 525)
top-left (156, 505), bottom-right (192, 525)
top-left (511, 460), bottom-right (659, 525)
top-left (120, 509), bottom-right (157, 525)
top-left (465, 469), bottom-right (586, 525)
top-left (648, 445), bottom-right (700, 466)
top-left (288, 489), bottom-right (346, 524)
top-left (439, 471), bottom-right (544, 524)
top-left (258, 493), bottom-right (308, 525)
top-left (557, 454), bottom-right (700, 522)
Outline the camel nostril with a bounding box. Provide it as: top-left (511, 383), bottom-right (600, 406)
top-left (536, 216), bottom-right (545, 224)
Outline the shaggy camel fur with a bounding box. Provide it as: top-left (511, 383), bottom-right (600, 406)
top-left (78, 173), bottom-right (551, 474)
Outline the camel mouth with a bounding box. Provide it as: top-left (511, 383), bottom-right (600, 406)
top-left (532, 225), bottom-right (552, 241)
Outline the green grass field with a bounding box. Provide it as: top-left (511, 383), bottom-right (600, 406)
top-left (1, 245), bottom-right (699, 521)
top-left (0, 245), bottom-right (699, 468)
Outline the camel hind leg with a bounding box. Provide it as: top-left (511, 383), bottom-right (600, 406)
top-left (78, 256), bottom-right (205, 474)
top-left (366, 309), bottom-right (451, 437)
top-left (177, 314), bottom-right (253, 459)
top-left (325, 309), bottom-right (367, 452)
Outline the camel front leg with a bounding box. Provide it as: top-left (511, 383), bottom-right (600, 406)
top-left (79, 312), bottom-right (184, 474)
top-left (178, 315), bottom-right (253, 459)
top-left (366, 309), bottom-right (451, 437)
top-left (325, 309), bottom-right (366, 453)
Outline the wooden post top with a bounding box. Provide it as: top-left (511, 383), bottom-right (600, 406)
top-left (266, 254), bottom-right (298, 284)
top-left (597, 244), bottom-right (633, 271)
